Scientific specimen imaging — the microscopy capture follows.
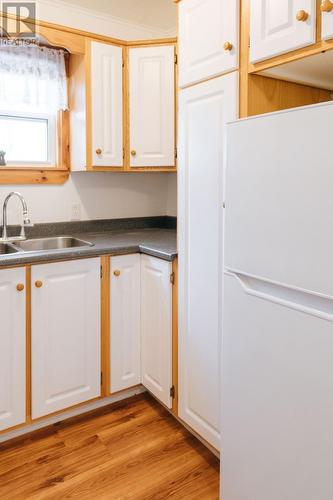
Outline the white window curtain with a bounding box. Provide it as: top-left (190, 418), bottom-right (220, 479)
top-left (0, 41), bottom-right (68, 113)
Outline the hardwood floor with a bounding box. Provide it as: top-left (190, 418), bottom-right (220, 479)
top-left (0, 393), bottom-right (220, 499)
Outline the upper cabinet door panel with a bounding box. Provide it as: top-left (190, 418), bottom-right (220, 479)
top-left (178, 0), bottom-right (239, 88)
top-left (322, 2), bottom-right (333, 40)
top-left (0, 268), bottom-right (25, 431)
top-left (250, 0), bottom-right (316, 63)
top-left (90, 41), bottom-right (123, 168)
top-left (129, 45), bottom-right (175, 168)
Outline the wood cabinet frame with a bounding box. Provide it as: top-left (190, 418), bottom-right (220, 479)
top-left (0, 254), bottom-right (178, 437)
top-left (239, 0), bottom-right (333, 118)
top-left (246, 0), bottom-right (333, 74)
top-left (84, 40), bottom-right (177, 172)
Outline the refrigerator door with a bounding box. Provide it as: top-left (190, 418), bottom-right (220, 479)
top-left (224, 101), bottom-right (333, 297)
top-left (221, 271), bottom-right (333, 500)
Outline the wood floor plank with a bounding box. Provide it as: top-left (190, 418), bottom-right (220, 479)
top-left (0, 393), bottom-right (219, 499)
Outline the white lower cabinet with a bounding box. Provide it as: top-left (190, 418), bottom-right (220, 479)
top-left (110, 254), bottom-right (141, 393)
top-left (31, 258), bottom-right (101, 419)
top-left (0, 268), bottom-right (26, 431)
top-left (110, 253), bottom-right (173, 408)
top-left (178, 73), bottom-right (239, 450)
top-left (141, 255), bottom-right (173, 409)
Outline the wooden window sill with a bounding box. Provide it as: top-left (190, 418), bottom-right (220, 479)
top-left (0, 168), bottom-right (69, 184)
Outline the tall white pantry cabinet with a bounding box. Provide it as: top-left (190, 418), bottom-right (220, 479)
top-left (177, 0), bottom-right (239, 450)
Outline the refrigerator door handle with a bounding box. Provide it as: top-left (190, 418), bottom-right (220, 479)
top-left (225, 269), bottom-right (333, 322)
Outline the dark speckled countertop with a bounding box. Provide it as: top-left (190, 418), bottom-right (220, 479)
top-left (0, 217), bottom-right (177, 267)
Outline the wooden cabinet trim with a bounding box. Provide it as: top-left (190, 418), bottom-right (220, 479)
top-left (101, 256), bottom-right (111, 397)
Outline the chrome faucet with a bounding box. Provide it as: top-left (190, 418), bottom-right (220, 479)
top-left (0, 192), bottom-right (33, 242)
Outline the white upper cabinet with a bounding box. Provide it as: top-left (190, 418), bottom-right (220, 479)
top-left (141, 255), bottom-right (173, 408)
top-left (129, 45), bottom-right (175, 168)
top-left (250, 0), bottom-right (316, 63)
top-left (31, 259), bottom-right (101, 419)
top-left (110, 254), bottom-right (141, 393)
top-left (321, 1), bottom-right (333, 40)
top-left (0, 268), bottom-right (26, 431)
top-left (90, 41), bottom-right (123, 168)
top-left (178, 0), bottom-right (239, 88)
top-left (178, 72), bottom-right (239, 450)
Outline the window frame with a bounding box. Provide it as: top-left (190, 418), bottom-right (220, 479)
top-left (0, 110), bottom-right (57, 168)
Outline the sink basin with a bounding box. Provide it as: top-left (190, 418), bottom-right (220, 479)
top-left (0, 243), bottom-right (20, 255)
top-left (13, 236), bottom-right (94, 252)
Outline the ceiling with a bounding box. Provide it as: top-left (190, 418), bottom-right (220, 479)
top-left (62, 0), bottom-right (178, 32)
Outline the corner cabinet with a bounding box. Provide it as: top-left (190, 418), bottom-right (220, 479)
top-left (178, 72), bottom-right (239, 450)
top-left (70, 39), bottom-right (176, 172)
top-left (141, 255), bottom-right (173, 408)
top-left (178, 0), bottom-right (239, 88)
top-left (110, 254), bottom-right (141, 393)
top-left (129, 46), bottom-right (176, 169)
top-left (0, 268), bottom-right (26, 431)
top-left (31, 258), bottom-right (101, 419)
top-left (110, 254), bottom-right (174, 409)
top-left (250, 0), bottom-right (316, 63)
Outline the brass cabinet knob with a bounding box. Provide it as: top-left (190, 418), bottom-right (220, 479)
top-left (35, 280), bottom-right (43, 288)
top-left (113, 270), bottom-right (121, 277)
top-left (224, 41), bottom-right (233, 51)
top-left (296, 9), bottom-right (309, 21)
top-left (96, 148), bottom-right (102, 155)
top-left (16, 283), bottom-right (24, 292)
top-left (321, 0), bottom-right (333, 12)
top-left (131, 150), bottom-right (137, 156)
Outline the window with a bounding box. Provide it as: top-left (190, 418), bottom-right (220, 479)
top-left (0, 112), bottom-right (56, 165)
top-left (0, 41), bottom-right (68, 169)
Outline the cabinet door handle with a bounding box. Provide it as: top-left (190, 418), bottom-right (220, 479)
top-left (96, 148), bottom-right (102, 155)
top-left (224, 41), bottom-right (233, 51)
top-left (296, 9), bottom-right (309, 21)
top-left (131, 150), bottom-right (137, 157)
top-left (321, 0), bottom-right (333, 12)
top-left (113, 270), bottom-right (121, 277)
top-left (16, 283), bottom-right (25, 292)
top-left (35, 280), bottom-right (43, 288)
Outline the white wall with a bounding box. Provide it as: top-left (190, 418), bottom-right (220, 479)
top-left (166, 173), bottom-right (177, 217)
top-left (0, 172), bottom-right (176, 225)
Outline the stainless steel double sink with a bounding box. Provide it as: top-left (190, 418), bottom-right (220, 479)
top-left (0, 237), bottom-right (94, 255)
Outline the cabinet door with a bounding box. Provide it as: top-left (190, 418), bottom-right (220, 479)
top-left (322, 2), bottom-right (333, 40)
top-left (110, 254), bottom-right (141, 393)
top-left (141, 255), bottom-right (173, 408)
top-left (129, 46), bottom-right (175, 168)
top-left (178, 0), bottom-right (239, 88)
top-left (250, 0), bottom-right (316, 63)
top-left (31, 259), bottom-right (101, 419)
top-left (178, 73), bottom-right (238, 450)
top-left (90, 41), bottom-right (123, 168)
top-left (0, 268), bottom-right (25, 431)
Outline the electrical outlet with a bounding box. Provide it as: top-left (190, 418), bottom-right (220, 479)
top-left (71, 203), bottom-right (81, 221)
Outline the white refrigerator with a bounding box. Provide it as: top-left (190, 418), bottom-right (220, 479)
top-left (221, 101), bottom-right (333, 500)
